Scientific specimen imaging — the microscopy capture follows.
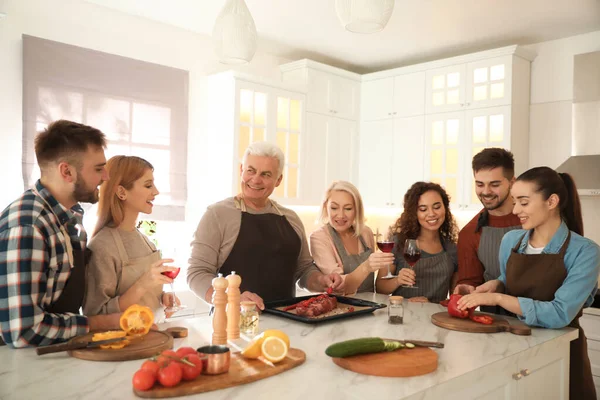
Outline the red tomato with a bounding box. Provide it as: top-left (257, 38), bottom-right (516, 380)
top-left (156, 350), bottom-right (179, 365)
top-left (175, 346), bottom-right (198, 358)
top-left (158, 362), bottom-right (182, 387)
top-left (181, 354), bottom-right (203, 381)
top-left (132, 369), bottom-right (156, 391)
top-left (140, 360), bottom-right (160, 379)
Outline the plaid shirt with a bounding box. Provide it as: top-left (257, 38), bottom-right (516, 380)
top-left (0, 180), bottom-right (89, 347)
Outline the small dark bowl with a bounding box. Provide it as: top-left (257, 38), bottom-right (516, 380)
top-left (196, 345), bottom-right (230, 375)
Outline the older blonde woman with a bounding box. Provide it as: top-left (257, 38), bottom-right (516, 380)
top-left (310, 181), bottom-right (394, 294)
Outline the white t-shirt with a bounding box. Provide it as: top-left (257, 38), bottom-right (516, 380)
top-left (525, 242), bottom-right (544, 255)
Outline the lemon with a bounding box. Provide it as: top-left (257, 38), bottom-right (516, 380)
top-left (241, 335), bottom-right (264, 359)
top-left (262, 329), bottom-right (290, 348)
top-left (261, 336), bottom-right (288, 363)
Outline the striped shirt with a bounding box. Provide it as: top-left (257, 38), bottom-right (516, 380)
top-left (0, 180), bottom-right (89, 348)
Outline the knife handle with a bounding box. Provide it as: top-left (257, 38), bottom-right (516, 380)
top-left (36, 341), bottom-right (77, 355)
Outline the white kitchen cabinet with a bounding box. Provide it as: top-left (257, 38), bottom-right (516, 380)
top-left (581, 311), bottom-right (600, 399)
top-left (304, 112), bottom-right (359, 204)
top-left (281, 60), bottom-right (361, 121)
top-left (359, 116), bottom-right (425, 208)
top-left (204, 71), bottom-right (307, 206)
top-left (427, 332), bottom-right (572, 400)
top-left (361, 71), bottom-right (426, 121)
top-left (426, 55), bottom-right (517, 114)
top-left (424, 105), bottom-right (514, 210)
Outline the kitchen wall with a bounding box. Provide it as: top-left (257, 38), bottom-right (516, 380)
top-left (524, 30), bottom-right (600, 245)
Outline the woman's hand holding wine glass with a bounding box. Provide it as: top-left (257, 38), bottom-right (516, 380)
top-left (402, 239), bottom-right (421, 288)
top-left (376, 230), bottom-right (397, 280)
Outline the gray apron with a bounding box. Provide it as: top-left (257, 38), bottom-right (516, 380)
top-left (478, 225), bottom-right (520, 314)
top-left (328, 225), bottom-right (374, 293)
top-left (110, 229), bottom-right (163, 319)
top-left (393, 250), bottom-right (454, 303)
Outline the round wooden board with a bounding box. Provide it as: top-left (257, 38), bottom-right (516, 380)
top-left (332, 346), bottom-right (438, 377)
top-left (69, 331), bottom-right (174, 361)
top-left (431, 312), bottom-right (531, 335)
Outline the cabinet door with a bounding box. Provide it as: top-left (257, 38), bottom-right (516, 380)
top-left (332, 75), bottom-right (360, 120)
top-left (424, 112), bottom-right (466, 209)
top-left (466, 55), bottom-right (513, 109)
top-left (517, 340), bottom-right (569, 400)
top-left (330, 118), bottom-right (359, 185)
top-left (462, 106), bottom-right (511, 210)
top-left (358, 119), bottom-right (393, 207)
top-left (393, 71), bottom-right (426, 118)
top-left (426, 65), bottom-right (467, 114)
top-left (306, 68), bottom-right (333, 115)
top-left (361, 77), bottom-right (394, 121)
top-left (303, 112), bottom-right (331, 204)
top-left (391, 116), bottom-right (425, 206)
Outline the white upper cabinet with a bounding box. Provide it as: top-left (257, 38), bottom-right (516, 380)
top-left (426, 65), bottom-right (467, 114)
top-left (361, 71), bottom-right (426, 121)
top-left (282, 60), bottom-right (361, 121)
top-left (466, 55), bottom-right (513, 108)
top-left (205, 72), bottom-right (307, 206)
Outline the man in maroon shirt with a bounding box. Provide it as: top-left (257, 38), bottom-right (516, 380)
top-left (454, 148), bottom-right (521, 311)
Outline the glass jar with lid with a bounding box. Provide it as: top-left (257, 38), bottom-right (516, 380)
top-left (388, 295), bottom-right (404, 324)
top-left (239, 301), bottom-right (259, 336)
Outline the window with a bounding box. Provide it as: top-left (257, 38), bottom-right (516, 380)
top-left (22, 35), bottom-right (189, 221)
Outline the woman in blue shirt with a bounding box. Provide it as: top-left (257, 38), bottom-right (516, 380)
top-left (458, 166), bottom-right (599, 400)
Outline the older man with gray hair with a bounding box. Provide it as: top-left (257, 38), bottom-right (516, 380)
top-left (187, 141), bottom-right (343, 308)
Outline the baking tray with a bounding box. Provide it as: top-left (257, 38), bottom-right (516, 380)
top-left (263, 295), bottom-right (387, 324)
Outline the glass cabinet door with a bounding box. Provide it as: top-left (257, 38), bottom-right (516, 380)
top-left (426, 65), bottom-right (466, 114)
top-left (424, 112), bottom-right (466, 208)
top-left (236, 88), bottom-right (268, 190)
top-left (274, 96), bottom-right (303, 199)
top-left (463, 106), bottom-right (511, 210)
top-left (466, 56), bottom-right (512, 108)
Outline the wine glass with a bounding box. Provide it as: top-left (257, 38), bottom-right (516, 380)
top-left (162, 266), bottom-right (185, 314)
top-left (402, 239), bottom-right (421, 289)
top-left (377, 231), bottom-right (396, 280)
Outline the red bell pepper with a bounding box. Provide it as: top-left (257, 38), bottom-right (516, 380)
top-left (447, 294), bottom-right (469, 318)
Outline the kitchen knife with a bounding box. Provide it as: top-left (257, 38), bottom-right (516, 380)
top-left (394, 339), bottom-right (444, 349)
top-left (36, 335), bottom-right (134, 356)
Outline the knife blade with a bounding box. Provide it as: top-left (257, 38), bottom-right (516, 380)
top-left (36, 335), bottom-right (133, 356)
top-left (394, 339), bottom-right (444, 349)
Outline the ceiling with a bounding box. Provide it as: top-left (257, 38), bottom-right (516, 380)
top-left (83, 0), bottom-right (600, 74)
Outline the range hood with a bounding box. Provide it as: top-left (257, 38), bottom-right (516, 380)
top-left (556, 51), bottom-right (600, 196)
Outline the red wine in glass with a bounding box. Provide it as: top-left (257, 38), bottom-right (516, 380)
top-left (162, 267), bottom-right (184, 314)
top-left (403, 239), bottom-right (420, 288)
top-left (162, 268), bottom-right (180, 280)
top-left (377, 240), bottom-right (396, 280)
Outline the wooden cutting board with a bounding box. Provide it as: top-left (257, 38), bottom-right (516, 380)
top-left (134, 348), bottom-right (306, 398)
top-left (332, 346), bottom-right (438, 377)
top-left (431, 312), bottom-right (531, 335)
top-left (69, 330), bottom-right (173, 361)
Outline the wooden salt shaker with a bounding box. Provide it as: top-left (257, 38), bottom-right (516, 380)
top-left (226, 271), bottom-right (242, 340)
top-left (211, 273), bottom-right (228, 345)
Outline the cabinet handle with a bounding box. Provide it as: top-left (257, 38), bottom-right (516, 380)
top-left (460, 103), bottom-right (465, 107)
top-left (512, 372), bottom-right (523, 380)
top-left (393, 112), bottom-right (397, 115)
top-left (520, 369), bottom-right (531, 376)
top-left (390, 202), bottom-right (395, 206)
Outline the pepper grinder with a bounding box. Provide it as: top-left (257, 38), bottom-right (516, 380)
top-left (226, 271), bottom-right (242, 341)
top-left (211, 273), bottom-right (228, 345)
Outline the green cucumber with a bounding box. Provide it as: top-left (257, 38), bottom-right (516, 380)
top-left (325, 337), bottom-right (405, 358)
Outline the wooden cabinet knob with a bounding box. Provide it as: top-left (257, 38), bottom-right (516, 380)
top-left (520, 369), bottom-right (531, 376)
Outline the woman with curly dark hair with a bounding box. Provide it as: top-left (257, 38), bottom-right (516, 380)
top-left (376, 182), bottom-right (458, 303)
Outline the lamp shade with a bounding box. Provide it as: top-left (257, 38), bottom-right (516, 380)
top-left (212, 0), bottom-right (257, 65)
top-left (335, 0), bottom-right (395, 34)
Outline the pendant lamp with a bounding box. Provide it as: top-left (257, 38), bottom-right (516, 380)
top-left (212, 0), bottom-right (257, 64)
top-left (335, 0), bottom-right (395, 34)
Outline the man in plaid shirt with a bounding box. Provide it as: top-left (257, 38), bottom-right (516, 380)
top-left (0, 120), bottom-right (122, 348)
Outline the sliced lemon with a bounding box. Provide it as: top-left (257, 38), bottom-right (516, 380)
top-left (262, 329), bottom-right (290, 348)
top-left (261, 336), bottom-right (288, 363)
top-left (241, 335), bottom-right (264, 359)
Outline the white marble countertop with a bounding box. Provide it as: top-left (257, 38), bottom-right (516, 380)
top-left (0, 293), bottom-right (578, 400)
